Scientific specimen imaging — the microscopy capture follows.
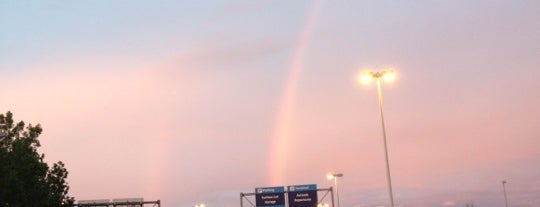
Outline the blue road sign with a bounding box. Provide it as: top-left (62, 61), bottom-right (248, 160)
top-left (255, 186), bottom-right (286, 207)
top-left (287, 184), bottom-right (318, 207)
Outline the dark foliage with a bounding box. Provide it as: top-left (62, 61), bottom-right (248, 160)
top-left (0, 111), bottom-right (74, 207)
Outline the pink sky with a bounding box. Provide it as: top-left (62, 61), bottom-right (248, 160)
top-left (1, 1), bottom-right (539, 207)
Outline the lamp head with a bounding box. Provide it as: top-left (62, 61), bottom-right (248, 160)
top-left (381, 70), bottom-right (396, 82)
top-left (358, 70), bottom-right (396, 85)
top-left (327, 173), bottom-right (343, 179)
top-left (327, 173), bottom-right (334, 180)
top-left (358, 71), bottom-right (374, 85)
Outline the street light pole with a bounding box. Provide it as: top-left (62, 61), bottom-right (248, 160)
top-left (360, 70), bottom-right (396, 207)
top-left (376, 78), bottom-right (395, 207)
top-left (328, 173), bottom-right (343, 207)
top-left (502, 180), bottom-right (508, 207)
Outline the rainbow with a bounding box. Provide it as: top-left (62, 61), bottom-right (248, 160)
top-left (267, 0), bottom-right (325, 185)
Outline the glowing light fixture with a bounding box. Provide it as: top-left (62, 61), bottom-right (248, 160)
top-left (359, 70), bottom-right (396, 85)
top-left (327, 173), bottom-right (343, 180)
top-left (318, 203), bottom-right (329, 207)
top-left (358, 71), bottom-right (374, 85)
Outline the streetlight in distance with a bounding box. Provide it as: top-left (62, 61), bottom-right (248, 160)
top-left (358, 69), bottom-right (396, 207)
top-left (318, 203), bottom-right (330, 207)
top-left (195, 203), bottom-right (206, 207)
top-left (327, 173), bottom-right (343, 207)
top-left (502, 180), bottom-right (508, 207)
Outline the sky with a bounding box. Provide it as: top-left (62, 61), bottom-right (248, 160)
top-left (1, 0), bottom-right (540, 207)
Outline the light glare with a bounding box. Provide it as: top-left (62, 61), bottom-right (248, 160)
top-left (359, 71), bottom-right (373, 85)
top-left (382, 70), bottom-right (396, 82)
top-left (327, 173), bottom-right (334, 180)
top-left (359, 69), bottom-right (396, 84)
top-left (318, 203), bottom-right (329, 207)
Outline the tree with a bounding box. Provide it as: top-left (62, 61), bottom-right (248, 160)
top-left (0, 111), bottom-right (74, 207)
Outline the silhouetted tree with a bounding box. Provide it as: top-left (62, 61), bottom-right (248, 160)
top-left (0, 111), bottom-right (74, 207)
